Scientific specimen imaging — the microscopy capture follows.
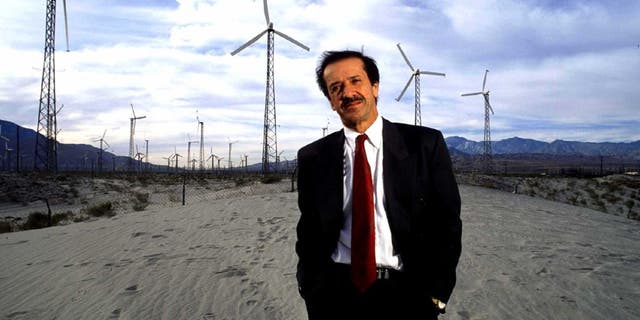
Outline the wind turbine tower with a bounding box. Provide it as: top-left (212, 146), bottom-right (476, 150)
top-left (187, 139), bottom-right (198, 171)
top-left (231, 0), bottom-right (309, 174)
top-left (34, 0), bottom-right (70, 172)
top-left (0, 128), bottom-right (11, 171)
top-left (461, 69), bottom-right (495, 173)
top-left (395, 43), bottom-right (445, 126)
top-left (198, 119), bottom-right (204, 171)
top-left (94, 129), bottom-right (111, 174)
top-left (145, 139), bottom-right (149, 171)
top-left (128, 104), bottom-right (146, 170)
top-left (227, 140), bottom-right (238, 170)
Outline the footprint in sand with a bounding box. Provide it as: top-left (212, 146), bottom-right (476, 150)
top-left (122, 285), bottom-right (139, 295)
top-left (109, 308), bottom-right (121, 319)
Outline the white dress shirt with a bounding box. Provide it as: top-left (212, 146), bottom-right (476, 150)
top-left (331, 116), bottom-right (402, 270)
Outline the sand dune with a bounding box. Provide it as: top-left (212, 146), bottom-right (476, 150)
top-left (1, 185), bottom-right (639, 319)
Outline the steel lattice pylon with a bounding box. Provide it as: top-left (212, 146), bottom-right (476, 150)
top-left (35, 0), bottom-right (59, 172)
top-left (483, 100), bottom-right (493, 173)
top-left (461, 69), bottom-right (494, 174)
top-left (395, 43), bottom-right (445, 127)
top-left (230, 1), bottom-right (309, 174)
top-left (414, 74), bottom-right (421, 126)
top-left (262, 29), bottom-right (278, 174)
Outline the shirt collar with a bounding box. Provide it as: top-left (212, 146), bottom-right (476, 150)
top-left (343, 115), bottom-right (383, 150)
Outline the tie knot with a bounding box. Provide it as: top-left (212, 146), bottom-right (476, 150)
top-left (356, 134), bottom-right (368, 146)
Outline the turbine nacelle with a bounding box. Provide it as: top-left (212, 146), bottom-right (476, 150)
top-left (395, 43), bottom-right (445, 104)
top-left (461, 69), bottom-right (494, 115)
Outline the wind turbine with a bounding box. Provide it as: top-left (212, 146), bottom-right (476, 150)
top-left (227, 140), bottom-right (238, 170)
top-left (395, 43), bottom-right (445, 126)
top-left (129, 104), bottom-right (146, 171)
top-left (173, 146), bottom-right (183, 171)
top-left (461, 69), bottom-right (495, 173)
top-left (207, 146), bottom-right (220, 172)
top-left (162, 153), bottom-right (173, 172)
top-left (197, 118), bottom-right (205, 171)
top-left (0, 132), bottom-right (11, 171)
top-left (187, 138), bottom-right (199, 171)
top-left (34, 0), bottom-right (70, 172)
top-left (231, 0), bottom-right (309, 174)
top-left (93, 129), bottom-right (111, 174)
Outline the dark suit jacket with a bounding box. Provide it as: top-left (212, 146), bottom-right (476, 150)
top-left (296, 118), bottom-right (462, 303)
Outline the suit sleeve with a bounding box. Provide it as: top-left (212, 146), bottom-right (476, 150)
top-left (295, 147), bottom-right (320, 299)
top-left (428, 131), bottom-right (462, 303)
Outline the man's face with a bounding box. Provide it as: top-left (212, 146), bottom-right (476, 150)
top-left (323, 57), bottom-right (379, 133)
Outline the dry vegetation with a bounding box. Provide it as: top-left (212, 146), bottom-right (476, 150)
top-left (0, 172), bottom-right (291, 233)
top-left (1, 171), bottom-right (637, 233)
top-left (457, 173), bottom-right (640, 220)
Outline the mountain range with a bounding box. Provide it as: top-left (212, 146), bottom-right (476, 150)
top-left (1, 119), bottom-right (639, 172)
top-left (445, 136), bottom-right (640, 158)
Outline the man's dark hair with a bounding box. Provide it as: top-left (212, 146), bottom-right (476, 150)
top-left (315, 50), bottom-right (380, 99)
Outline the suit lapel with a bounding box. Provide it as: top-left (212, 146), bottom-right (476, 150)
top-left (315, 130), bottom-right (345, 232)
top-left (382, 119), bottom-right (412, 235)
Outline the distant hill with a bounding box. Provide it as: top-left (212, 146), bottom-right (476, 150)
top-left (2, 119), bottom-right (639, 172)
top-left (445, 136), bottom-right (640, 158)
top-left (0, 119), bottom-right (145, 171)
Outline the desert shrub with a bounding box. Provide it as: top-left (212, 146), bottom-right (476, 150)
top-left (132, 192), bottom-right (149, 211)
top-left (604, 182), bottom-right (619, 194)
top-left (602, 193), bottom-right (621, 204)
top-left (52, 211), bottom-right (74, 225)
top-left (135, 192), bottom-right (149, 203)
top-left (73, 215), bottom-right (89, 223)
top-left (261, 175), bottom-right (282, 184)
top-left (169, 193), bottom-right (181, 203)
top-left (0, 220), bottom-right (11, 233)
top-left (69, 187), bottom-right (80, 198)
top-left (235, 177), bottom-right (250, 186)
top-left (86, 202), bottom-right (114, 217)
top-left (23, 212), bottom-right (49, 230)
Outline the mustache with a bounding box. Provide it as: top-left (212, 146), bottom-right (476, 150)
top-left (340, 95), bottom-right (364, 108)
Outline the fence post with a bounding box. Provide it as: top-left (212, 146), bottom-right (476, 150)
top-left (291, 166), bottom-right (297, 192)
top-left (182, 172), bottom-right (186, 206)
top-left (45, 198), bottom-right (52, 227)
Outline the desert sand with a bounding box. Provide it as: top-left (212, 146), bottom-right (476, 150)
top-left (1, 182), bottom-right (639, 319)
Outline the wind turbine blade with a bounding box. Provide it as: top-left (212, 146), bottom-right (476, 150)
top-left (273, 29), bottom-right (310, 51)
top-left (419, 71), bottom-right (446, 77)
top-left (484, 95), bottom-right (494, 115)
top-left (482, 69), bottom-right (489, 91)
top-left (104, 141), bottom-right (111, 150)
top-left (263, 0), bottom-right (270, 25)
top-left (230, 29), bottom-right (268, 56)
top-left (102, 129), bottom-right (107, 140)
top-left (131, 103), bottom-right (136, 118)
top-left (396, 43), bottom-right (415, 71)
top-left (396, 74), bottom-right (414, 101)
top-left (461, 92), bottom-right (483, 96)
top-left (63, 0), bottom-right (70, 52)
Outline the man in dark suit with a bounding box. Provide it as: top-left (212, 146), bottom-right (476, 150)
top-left (296, 50), bottom-right (462, 319)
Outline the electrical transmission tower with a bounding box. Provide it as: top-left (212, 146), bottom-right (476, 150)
top-left (34, 0), bottom-right (69, 172)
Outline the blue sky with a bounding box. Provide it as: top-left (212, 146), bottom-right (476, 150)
top-left (1, 0), bottom-right (639, 166)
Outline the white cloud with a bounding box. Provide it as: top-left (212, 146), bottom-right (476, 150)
top-left (1, 0), bottom-right (639, 166)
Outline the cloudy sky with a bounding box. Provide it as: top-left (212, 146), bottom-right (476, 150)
top-left (1, 0), bottom-right (639, 166)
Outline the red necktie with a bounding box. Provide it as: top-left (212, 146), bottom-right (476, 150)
top-left (351, 134), bottom-right (376, 292)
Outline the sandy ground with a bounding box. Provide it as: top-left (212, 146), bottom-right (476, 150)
top-left (1, 184), bottom-right (639, 319)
